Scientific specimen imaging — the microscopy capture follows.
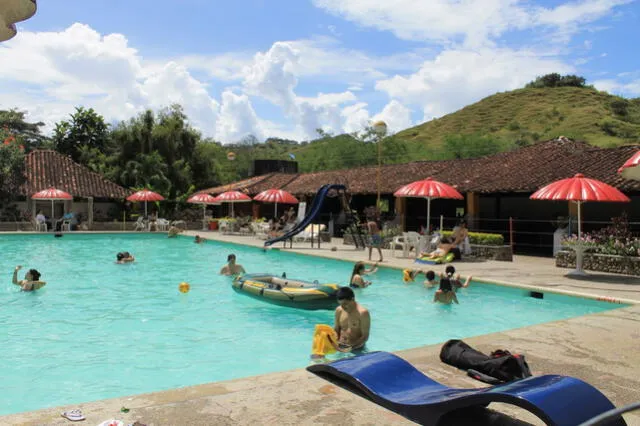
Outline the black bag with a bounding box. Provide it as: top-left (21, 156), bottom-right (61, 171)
top-left (440, 339), bottom-right (532, 384)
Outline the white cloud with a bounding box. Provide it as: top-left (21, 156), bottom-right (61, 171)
top-left (375, 48), bottom-right (573, 119)
top-left (312, 0), bottom-right (629, 46)
top-left (214, 91), bottom-right (262, 142)
top-left (371, 100), bottom-right (413, 134)
top-left (593, 78), bottom-right (640, 96)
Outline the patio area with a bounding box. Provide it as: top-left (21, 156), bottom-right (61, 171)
top-left (2, 231), bottom-right (639, 425)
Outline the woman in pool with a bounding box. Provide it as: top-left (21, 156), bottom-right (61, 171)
top-left (12, 265), bottom-right (46, 291)
top-left (349, 261), bottom-right (377, 288)
top-left (116, 252), bottom-right (135, 264)
top-left (433, 273), bottom-right (459, 304)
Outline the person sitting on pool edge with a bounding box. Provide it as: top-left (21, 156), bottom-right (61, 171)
top-left (423, 237), bottom-right (457, 259)
top-left (220, 254), bottom-right (246, 276)
top-left (12, 265), bottom-right (46, 291)
top-left (423, 270), bottom-right (438, 288)
top-left (433, 273), bottom-right (459, 305)
top-left (445, 265), bottom-right (471, 290)
top-left (349, 261), bottom-right (378, 288)
top-left (334, 287), bottom-right (370, 352)
top-left (167, 226), bottom-right (182, 238)
top-left (116, 252), bottom-right (135, 264)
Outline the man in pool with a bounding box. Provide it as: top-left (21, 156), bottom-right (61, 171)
top-left (12, 265), bottom-right (46, 291)
top-left (220, 254), bottom-right (246, 276)
top-left (334, 287), bottom-right (370, 352)
top-left (116, 252), bottom-right (135, 264)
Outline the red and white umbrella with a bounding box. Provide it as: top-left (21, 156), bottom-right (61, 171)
top-left (253, 189), bottom-right (298, 217)
top-left (32, 187), bottom-right (73, 220)
top-left (531, 173), bottom-right (630, 276)
top-left (127, 189), bottom-right (165, 218)
top-left (212, 191), bottom-right (251, 217)
top-left (188, 193), bottom-right (221, 230)
top-left (618, 150), bottom-right (640, 180)
top-left (394, 177), bottom-right (464, 235)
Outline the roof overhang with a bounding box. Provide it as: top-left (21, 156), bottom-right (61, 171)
top-left (0, 0), bottom-right (37, 42)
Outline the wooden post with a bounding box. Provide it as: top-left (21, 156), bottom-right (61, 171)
top-left (466, 192), bottom-right (480, 230)
top-left (509, 217), bottom-right (514, 249)
top-left (395, 197), bottom-right (406, 231)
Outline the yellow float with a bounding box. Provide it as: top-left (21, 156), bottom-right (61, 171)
top-left (232, 274), bottom-right (339, 310)
top-left (178, 282), bottom-right (190, 293)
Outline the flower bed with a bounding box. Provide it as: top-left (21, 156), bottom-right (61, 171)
top-left (556, 250), bottom-right (640, 276)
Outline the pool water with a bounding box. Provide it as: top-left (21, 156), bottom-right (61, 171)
top-left (0, 233), bottom-right (625, 415)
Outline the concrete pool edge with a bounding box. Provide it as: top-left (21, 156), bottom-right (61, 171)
top-left (3, 304), bottom-right (639, 425)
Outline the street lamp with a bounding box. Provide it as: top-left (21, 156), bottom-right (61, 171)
top-left (372, 120), bottom-right (388, 209)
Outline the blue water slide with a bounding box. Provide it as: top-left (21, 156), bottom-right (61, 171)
top-left (264, 184), bottom-right (345, 247)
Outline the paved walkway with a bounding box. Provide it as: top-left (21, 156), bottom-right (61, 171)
top-left (3, 230), bottom-right (639, 425)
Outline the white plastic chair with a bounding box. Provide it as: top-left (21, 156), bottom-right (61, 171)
top-left (133, 217), bottom-right (146, 231)
top-left (156, 218), bottom-right (170, 231)
top-left (61, 220), bottom-right (72, 232)
top-left (390, 232), bottom-right (420, 257)
top-left (35, 221), bottom-right (47, 232)
top-left (293, 224), bottom-right (325, 242)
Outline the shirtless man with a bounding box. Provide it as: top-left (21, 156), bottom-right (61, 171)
top-left (220, 254), bottom-right (246, 276)
top-left (12, 265), bottom-right (46, 292)
top-left (334, 287), bottom-right (370, 352)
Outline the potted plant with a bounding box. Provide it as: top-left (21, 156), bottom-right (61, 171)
top-left (208, 218), bottom-right (219, 231)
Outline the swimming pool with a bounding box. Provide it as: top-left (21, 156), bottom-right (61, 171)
top-left (0, 233), bottom-right (626, 415)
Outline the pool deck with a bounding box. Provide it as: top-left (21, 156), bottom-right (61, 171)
top-left (3, 231), bottom-right (640, 426)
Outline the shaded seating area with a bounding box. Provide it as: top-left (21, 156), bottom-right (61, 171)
top-left (307, 351), bottom-right (626, 426)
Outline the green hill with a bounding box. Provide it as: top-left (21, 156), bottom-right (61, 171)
top-left (395, 86), bottom-right (640, 151)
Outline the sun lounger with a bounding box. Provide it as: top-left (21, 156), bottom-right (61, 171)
top-left (307, 351), bottom-right (625, 426)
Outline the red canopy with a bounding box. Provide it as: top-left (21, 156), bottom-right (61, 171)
top-left (394, 178), bottom-right (463, 237)
top-left (253, 189), bottom-right (298, 217)
top-left (127, 189), bottom-right (165, 202)
top-left (212, 191), bottom-right (252, 202)
top-left (530, 173), bottom-right (629, 277)
top-left (618, 150), bottom-right (640, 180)
top-left (188, 193), bottom-right (220, 204)
top-left (127, 189), bottom-right (165, 218)
top-left (253, 189), bottom-right (298, 204)
top-left (212, 191), bottom-right (251, 217)
top-left (530, 173), bottom-right (630, 203)
top-left (32, 187), bottom-right (73, 200)
top-left (31, 187), bottom-right (73, 222)
top-left (394, 177), bottom-right (463, 200)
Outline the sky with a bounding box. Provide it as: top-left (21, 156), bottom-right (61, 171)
top-left (0, 0), bottom-right (639, 143)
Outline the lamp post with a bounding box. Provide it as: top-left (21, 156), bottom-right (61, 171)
top-left (372, 120), bottom-right (388, 209)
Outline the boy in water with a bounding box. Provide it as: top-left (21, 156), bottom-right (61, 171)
top-left (220, 254), bottom-right (246, 276)
top-left (334, 287), bottom-right (370, 352)
top-left (423, 270), bottom-right (438, 288)
top-left (445, 265), bottom-right (471, 290)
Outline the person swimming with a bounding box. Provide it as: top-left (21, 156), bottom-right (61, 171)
top-left (445, 265), bottom-right (471, 290)
top-left (12, 265), bottom-right (46, 292)
top-left (424, 270), bottom-right (438, 288)
top-left (349, 261), bottom-right (377, 288)
top-left (194, 235), bottom-right (205, 244)
top-left (433, 273), bottom-right (459, 304)
top-left (116, 252), bottom-right (135, 264)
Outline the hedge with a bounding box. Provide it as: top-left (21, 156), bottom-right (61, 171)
top-left (440, 231), bottom-right (504, 245)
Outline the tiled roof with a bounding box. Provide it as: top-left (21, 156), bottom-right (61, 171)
top-left (198, 173), bottom-right (300, 195)
top-left (204, 138), bottom-right (640, 196)
top-left (22, 150), bottom-right (128, 198)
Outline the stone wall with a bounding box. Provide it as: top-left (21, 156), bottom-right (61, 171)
top-left (556, 250), bottom-right (640, 276)
top-left (469, 244), bottom-right (513, 261)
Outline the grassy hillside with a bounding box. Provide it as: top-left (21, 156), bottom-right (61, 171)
top-left (395, 87), bottom-right (640, 151)
top-left (222, 87), bottom-right (640, 175)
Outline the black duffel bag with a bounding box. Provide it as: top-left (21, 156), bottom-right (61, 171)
top-left (440, 339), bottom-right (532, 384)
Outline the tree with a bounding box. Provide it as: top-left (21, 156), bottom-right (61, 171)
top-left (0, 128), bottom-right (26, 220)
top-left (525, 73), bottom-right (588, 89)
top-left (443, 134), bottom-right (507, 159)
top-left (0, 109), bottom-right (47, 150)
top-left (53, 107), bottom-right (109, 162)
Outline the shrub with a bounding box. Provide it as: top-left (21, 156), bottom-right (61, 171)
top-left (610, 99), bottom-right (629, 116)
top-left (440, 230), bottom-right (504, 245)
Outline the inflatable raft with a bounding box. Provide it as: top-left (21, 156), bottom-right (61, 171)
top-left (415, 252), bottom-right (455, 265)
top-left (232, 274), bottom-right (339, 310)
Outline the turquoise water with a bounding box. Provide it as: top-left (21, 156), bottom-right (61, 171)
top-left (0, 233), bottom-right (625, 415)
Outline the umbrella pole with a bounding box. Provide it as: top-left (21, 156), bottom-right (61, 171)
top-left (231, 202), bottom-right (235, 218)
top-left (51, 199), bottom-right (54, 229)
top-left (203, 204), bottom-right (207, 231)
top-left (426, 196), bottom-right (432, 240)
top-left (274, 202), bottom-right (278, 218)
top-left (569, 201), bottom-right (588, 277)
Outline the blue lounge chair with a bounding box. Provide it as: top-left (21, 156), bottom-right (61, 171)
top-left (306, 351), bottom-right (626, 426)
